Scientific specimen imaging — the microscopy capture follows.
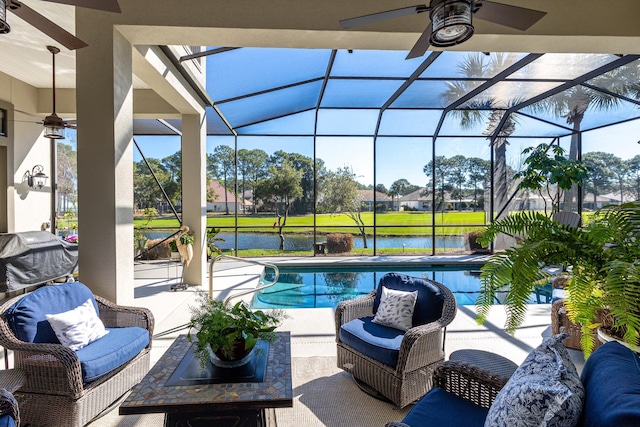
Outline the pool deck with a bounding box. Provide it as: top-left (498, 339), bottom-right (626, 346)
top-left (70, 255), bottom-right (585, 426)
top-left (133, 255), bottom-right (584, 370)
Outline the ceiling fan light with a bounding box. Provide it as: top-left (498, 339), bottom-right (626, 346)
top-left (43, 113), bottom-right (66, 140)
top-left (0, 0), bottom-right (10, 34)
top-left (430, 0), bottom-right (474, 47)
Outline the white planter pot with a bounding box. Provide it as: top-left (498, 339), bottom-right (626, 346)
top-left (597, 327), bottom-right (640, 353)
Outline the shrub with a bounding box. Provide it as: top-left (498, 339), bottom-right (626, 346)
top-left (140, 238), bottom-right (171, 260)
top-left (465, 230), bottom-right (487, 252)
top-left (326, 233), bottom-right (354, 254)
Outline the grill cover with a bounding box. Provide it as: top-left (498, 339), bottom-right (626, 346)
top-left (0, 231), bottom-right (78, 291)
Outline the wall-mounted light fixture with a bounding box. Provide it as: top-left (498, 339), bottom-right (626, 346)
top-left (25, 165), bottom-right (48, 190)
top-left (0, 107), bottom-right (6, 137)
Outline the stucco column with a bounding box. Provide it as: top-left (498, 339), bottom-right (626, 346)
top-left (76, 28), bottom-right (134, 304)
top-left (181, 113), bottom-right (206, 287)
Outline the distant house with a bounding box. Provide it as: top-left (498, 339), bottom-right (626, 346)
top-left (514, 190), bottom-right (624, 212)
top-left (582, 191), bottom-right (623, 210)
top-left (399, 189), bottom-right (431, 211)
top-left (357, 190), bottom-right (393, 211)
top-left (399, 188), bottom-right (477, 211)
top-left (207, 180), bottom-right (253, 213)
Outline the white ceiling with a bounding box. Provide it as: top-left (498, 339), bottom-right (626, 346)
top-left (0, 0), bottom-right (77, 88)
top-left (4, 0), bottom-right (640, 91)
top-left (0, 0), bottom-right (147, 90)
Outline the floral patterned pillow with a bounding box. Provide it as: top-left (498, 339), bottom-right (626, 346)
top-left (372, 286), bottom-right (418, 332)
top-left (484, 334), bottom-right (584, 427)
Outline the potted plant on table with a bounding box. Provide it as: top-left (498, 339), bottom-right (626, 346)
top-left (476, 201), bottom-right (640, 357)
top-left (187, 292), bottom-right (287, 368)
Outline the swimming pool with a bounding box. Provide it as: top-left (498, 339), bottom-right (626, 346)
top-left (250, 265), bottom-right (552, 309)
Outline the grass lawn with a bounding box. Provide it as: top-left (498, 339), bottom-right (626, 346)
top-left (135, 211), bottom-right (489, 236)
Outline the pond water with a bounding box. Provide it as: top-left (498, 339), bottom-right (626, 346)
top-left (143, 231), bottom-right (465, 251)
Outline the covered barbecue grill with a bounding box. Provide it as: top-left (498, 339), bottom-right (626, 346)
top-left (0, 231), bottom-right (78, 292)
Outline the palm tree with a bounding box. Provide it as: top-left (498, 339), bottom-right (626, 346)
top-left (528, 61), bottom-right (640, 210)
top-left (440, 53), bottom-right (522, 247)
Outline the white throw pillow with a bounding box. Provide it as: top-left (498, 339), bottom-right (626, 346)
top-left (46, 298), bottom-right (109, 351)
top-left (372, 286), bottom-right (418, 332)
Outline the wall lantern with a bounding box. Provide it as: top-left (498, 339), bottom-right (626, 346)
top-left (429, 0), bottom-right (474, 47)
top-left (25, 165), bottom-right (48, 190)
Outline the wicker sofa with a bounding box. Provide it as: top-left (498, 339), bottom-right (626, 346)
top-left (335, 273), bottom-right (457, 408)
top-left (0, 281), bottom-right (154, 427)
top-left (387, 338), bottom-right (640, 427)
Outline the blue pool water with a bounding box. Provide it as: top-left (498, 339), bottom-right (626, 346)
top-left (250, 265), bottom-right (552, 309)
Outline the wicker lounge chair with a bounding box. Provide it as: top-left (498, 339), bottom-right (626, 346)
top-left (551, 211), bottom-right (581, 228)
top-left (335, 273), bottom-right (457, 408)
top-left (0, 282), bottom-right (154, 427)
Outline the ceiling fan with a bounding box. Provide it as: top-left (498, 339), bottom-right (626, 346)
top-left (0, 0), bottom-right (121, 50)
top-left (339, 0), bottom-right (547, 59)
top-left (42, 45), bottom-right (75, 139)
top-left (10, 45), bottom-right (77, 138)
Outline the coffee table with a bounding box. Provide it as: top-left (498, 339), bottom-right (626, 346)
top-left (120, 332), bottom-right (292, 427)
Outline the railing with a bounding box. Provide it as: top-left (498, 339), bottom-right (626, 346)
top-left (208, 254), bottom-right (279, 305)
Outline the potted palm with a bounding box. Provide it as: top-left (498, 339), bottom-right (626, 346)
top-left (476, 201), bottom-right (640, 357)
top-left (187, 292), bottom-right (287, 368)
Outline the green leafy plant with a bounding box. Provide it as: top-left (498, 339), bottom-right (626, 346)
top-left (180, 232), bottom-right (195, 245)
top-left (134, 229), bottom-right (147, 250)
top-left (187, 292), bottom-right (287, 368)
top-left (206, 227), bottom-right (224, 258)
top-left (514, 143), bottom-right (589, 214)
top-left (476, 202), bottom-right (640, 357)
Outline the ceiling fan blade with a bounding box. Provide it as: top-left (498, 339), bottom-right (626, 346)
top-left (41, 0), bottom-right (121, 13)
top-left (64, 119), bottom-right (77, 125)
top-left (474, 1), bottom-right (546, 31)
top-left (9, 119), bottom-right (42, 125)
top-left (11, 3), bottom-right (88, 50)
top-left (13, 109), bottom-right (45, 121)
top-left (406, 22), bottom-right (432, 59)
top-left (340, 5), bottom-right (427, 29)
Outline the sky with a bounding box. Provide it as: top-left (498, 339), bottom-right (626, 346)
top-left (127, 48), bottom-right (640, 189)
top-left (133, 115), bottom-right (640, 190)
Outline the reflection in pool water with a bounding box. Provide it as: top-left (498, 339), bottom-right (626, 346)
top-left (251, 265), bottom-right (551, 309)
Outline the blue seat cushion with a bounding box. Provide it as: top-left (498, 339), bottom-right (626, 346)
top-left (339, 316), bottom-right (403, 367)
top-left (579, 341), bottom-right (640, 426)
top-left (400, 388), bottom-right (488, 427)
top-left (76, 326), bottom-right (149, 383)
top-left (373, 273), bottom-right (444, 327)
top-left (0, 415), bottom-right (15, 427)
top-left (5, 282), bottom-right (99, 344)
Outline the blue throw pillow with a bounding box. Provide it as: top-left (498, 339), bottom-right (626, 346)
top-left (485, 334), bottom-right (584, 427)
top-left (6, 282), bottom-right (98, 344)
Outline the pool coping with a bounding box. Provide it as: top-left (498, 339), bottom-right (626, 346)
top-left (248, 254), bottom-right (490, 269)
